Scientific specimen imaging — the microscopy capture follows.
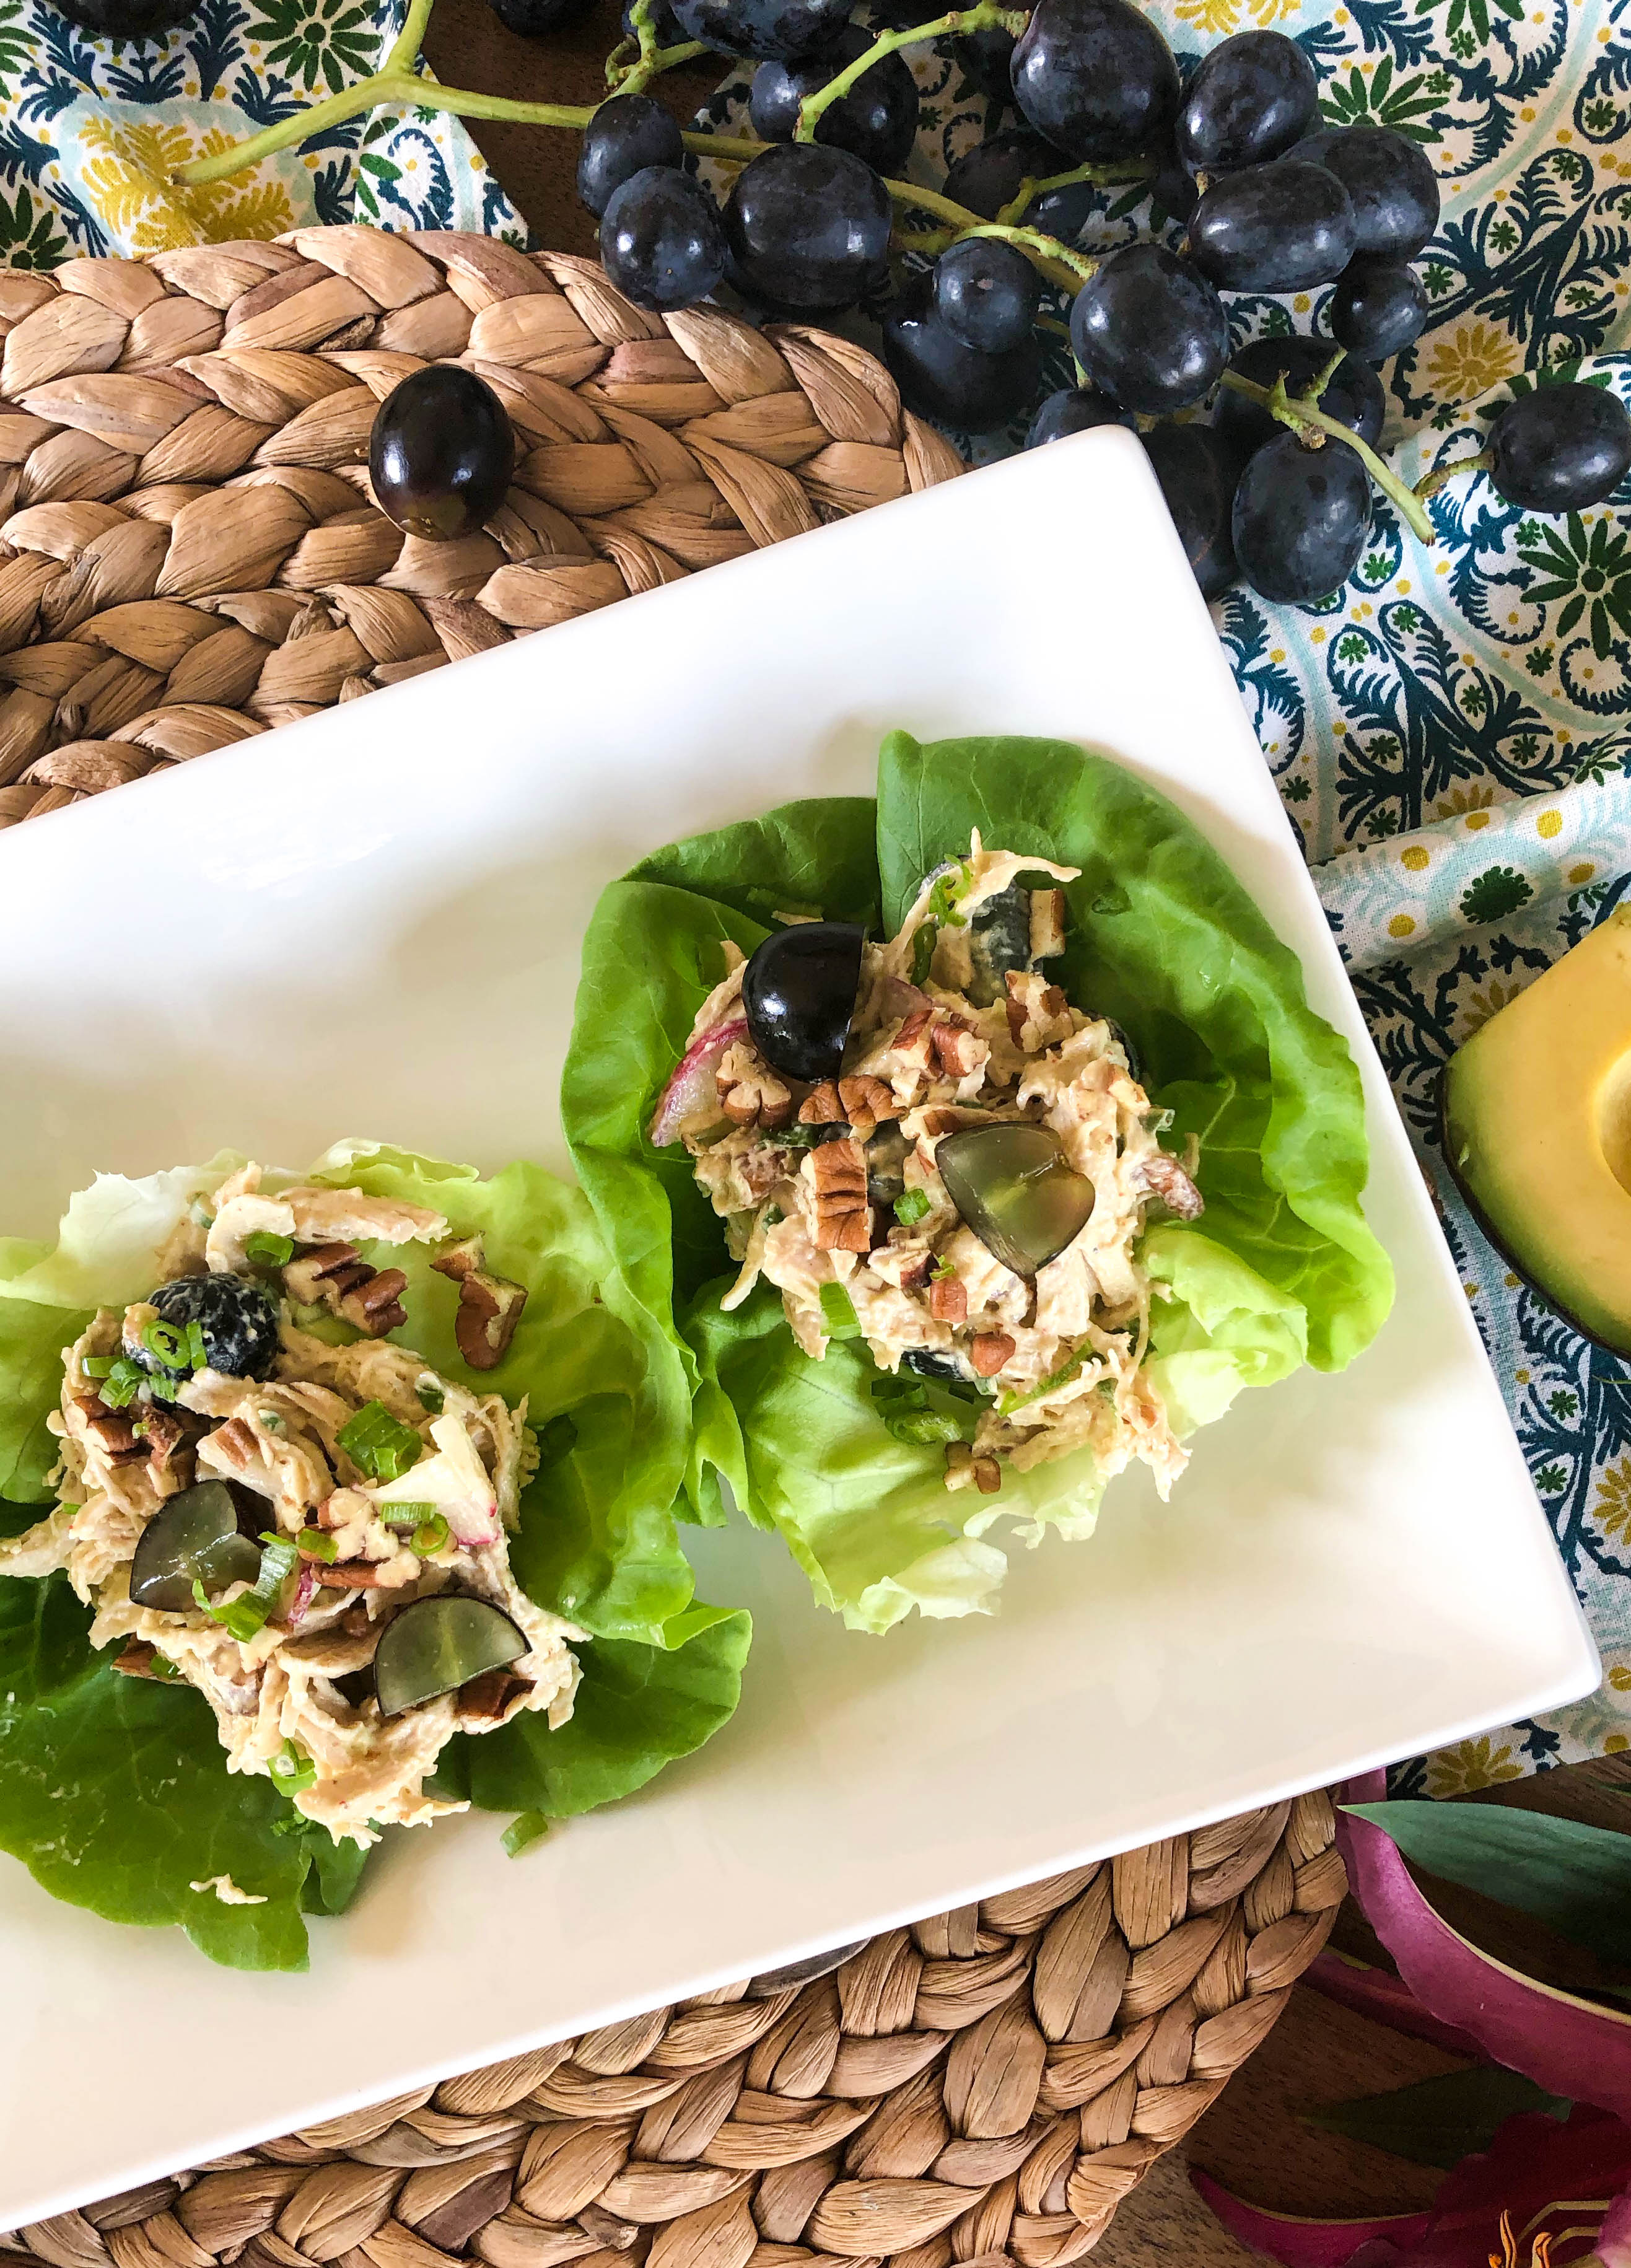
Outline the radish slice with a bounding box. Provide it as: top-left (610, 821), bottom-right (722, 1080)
top-left (649, 1017), bottom-right (748, 1147)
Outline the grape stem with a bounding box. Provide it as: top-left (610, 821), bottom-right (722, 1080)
top-left (1217, 368), bottom-right (1436, 545)
top-left (610, 0), bottom-right (708, 95)
top-left (1414, 448), bottom-right (1493, 501)
top-left (795, 4), bottom-right (1028, 141)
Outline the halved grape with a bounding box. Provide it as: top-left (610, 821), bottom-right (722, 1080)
top-left (937, 1124), bottom-right (1095, 1277)
top-left (129, 1480), bottom-right (263, 1613)
top-left (374, 1596), bottom-right (528, 1719)
top-left (743, 921), bottom-right (865, 1084)
top-left (147, 1272), bottom-right (280, 1381)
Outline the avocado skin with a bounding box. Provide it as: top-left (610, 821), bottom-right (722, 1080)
top-left (1436, 1061), bottom-right (1631, 1359)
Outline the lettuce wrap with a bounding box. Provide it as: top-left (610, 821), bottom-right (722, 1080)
top-left (562, 731), bottom-right (1393, 1634)
top-left (0, 1141), bottom-right (748, 1970)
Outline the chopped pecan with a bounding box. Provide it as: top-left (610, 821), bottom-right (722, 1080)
top-left (74, 1396), bottom-right (145, 1463)
top-left (893, 1007), bottom-right (934, 1051)
top-left (338, 1268), bottom-right (408, 1335)
top-left (715, 1041), bottom-right (794, 1131)
top-left (969, 1333), bottom-right (1017, 1378)
top-left (741, 1145), bottom-right (794, 1202)
top-left (317, 1562), bottom-right (382, 1587)
top-left (837, 1075), bottom-right (899, 1139)
top-left (113, 1639), bottom-right (160, 1679)
top-left (1030, 889), bottom-right (1067, 961)
top-left (930, 1020), bottom-right (986, 1079)
top-left (929, 1272), bottom-right (968, 1324)
top-left (460, 1669), bottom-right (531, 1722)
top-left (285, 1241), bottom-right (408, 1337)
top-left (208, 1416), bottom-right (260, 1471)
top-left (810, 1137), bottom-right (870, 1253)
top-left (1136, 1151), bottom-right (1205, 1221)
top-left (139, 1403), bottom-right (194, 1482)
top-left (1004, 970), bottom-right (1069, 1050)
top-left (945, 1442), bottom-right (1002, 1495)
top-left (798, 1080), bottom-right (847, 1126)
top-left (431, 1236), bottom-right (485, 1283)
top-left (454, 1268), bottom-right (528, 1370)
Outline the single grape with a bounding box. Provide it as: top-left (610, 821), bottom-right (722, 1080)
top-left (600, 165), bottom-right (725, 312)
top-left (577, 94), bottom-right (685, 219)
top-left (1487, 383), bottom-right (1631, 513)
top-left (1025, 387), bottom-right (1136, 446)
top-left (1232, 428), bottom-right (1371, 604)
top-left (1211, 335), bottom-right (1385, 459)
top-left (42, 0), bottom-right (195, 31)
top-left (1176, 30), bottom-right (1317, 177)
top-left (1329, 261), bottom-right (1428, 361)
top-left (956, 24), bottom-right (1017, 100)
top-left (749, 26), bottom-right (917, 173)
top-left (723, 142), bottom-right (892, 312)
top-left (1028, 175), bottom-right (1102, 242)
top-left (1011, 0), bottom-right (1180, 163)
top-left (370, 366), bottom-right (515, 543)
top-left (934, 238), bottom-right (1041, 354)
top-left (485, 0), bottom-right (593, 33)
top-left (943, 128), bottom-right (1056, 220)
top-left (1296, 125), bottom-right (1438, 262)
top-left (1189, 160), bottom-right (1356, 291)
top-left (883, 274), bottom-right (1043, 431)
top-left (1142, 424), bottom-right (1243, 599)
top-left (670, 0), bottom-right (849, 59)
top-left (1069, 242), bottom-right (1230, 415)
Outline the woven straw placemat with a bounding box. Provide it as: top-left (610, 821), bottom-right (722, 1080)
top-left (0, 1799), bottom-right (1344, 2259)
top-left (0, 225), bottom-right (963, 827)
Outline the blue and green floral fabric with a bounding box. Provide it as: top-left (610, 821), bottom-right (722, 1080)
top-left (4, 0), bottom-right (1631, 1783)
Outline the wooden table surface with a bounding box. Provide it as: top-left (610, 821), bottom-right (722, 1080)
top-left (406, 7), bottom-right (1616, 2244)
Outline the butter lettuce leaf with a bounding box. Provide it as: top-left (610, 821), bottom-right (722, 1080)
top-left (0, 1145), bottom-right (744, 1969)
top-left (562, 732), bottom-right (1392, 1633)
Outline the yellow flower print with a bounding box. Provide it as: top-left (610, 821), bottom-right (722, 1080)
top-left (1435, 783), bottom-right (1498, 818)
top-left (79, 116), bottom-right (294, 254)
top-left (1425, 322), bottom-right (1519, 405)
top-left (1426, 1736), bottom-right (1523, 1795)
top-left (1598, 1457), bottom-right (1631, 1546)
top-left (1176, 0), bottom-right (1295, 32)
top-left (1461, 978), bottom-right (1523, 1034)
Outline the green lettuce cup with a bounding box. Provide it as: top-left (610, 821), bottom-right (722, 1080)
top-left (0, 1142), bottom-right (747, 1971)
top-left (563, 730), bottom-right (1393, 1635)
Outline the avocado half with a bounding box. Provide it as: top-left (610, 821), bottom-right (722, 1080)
top-left (1440, 903), bottom-right (1631, 1355)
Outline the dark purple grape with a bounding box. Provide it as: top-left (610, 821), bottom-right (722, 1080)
top-left (484, 0), bottom-right (592, 33)
top-left (1232, 428), bottom-right (1371, 603)
top-left (956, 23), bottom-right (1017, 100)
top-left (1141, 424), bottom-right (1242, 598)
top-left (1026, 387), bottom-right (1135, 447)
top-left (1011, 0), bottom-right (1179, 162)
top-left (577, 94), bottom-right (685, 219)
top-left (943, 128), bottom-right (1055, 219)
top-left (370, 366), bottom-right (514, 543)
top-left (1027, 175), bottom-right (1101, 241)
top-left (933, 237), bottom-right (1041, 354)
top-left (1212, 335), bottom-right (1384, 458)
top-left (1329, 261), bottom-right (1428, 361)
top-left (748, 27), bottom-right (917, 173)
top-left (1176, 30), bottom-right (1316, 177)
top-left (1070, 242), bottom-right (1229, 415)
top-left (670, 0), bottom-right (847, 58)
top-left (1488, 383), bottom-right (1631, 513)
top-left (1189, 160), bottom-right (1356, 291)
top-left (743, 922), bottom-right (864, 1081)
top-left (43, 0), bottom-right (195, 32)
top-left (883, 273), bottom-right (1042, 432)
top-left (723, 142), bottom-right (891, 313)
top-left (600, 165), bottom-right (724, 312)
top-left (147, 1274), bottom-right (281, 1381)
top-left (1296, 125), bottom-right (1439, 262)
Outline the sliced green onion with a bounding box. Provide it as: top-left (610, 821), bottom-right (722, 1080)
top-left (146, 1370), bottom-right (180, 1405)
top-left (380, 1501), bottom-right (438, 1523)
top-left (147, 1653), bottom-right (181, 1682)
top-left (336, 1400), bottom-right (422, 1482)
top-left (99, 1357), bottom-right (146, 1409)
top-left (819, 1281), bottom-right (864, 1340)
top-left (416, 1378), bottom-right (445, 1416)
top-left (185, 1320), bottom-right (209, 1371)
top-left (268, 1739), bottom-right (316, 1796)
top-left (911, 925), bottom-right (937, 987)
top-left (297, 1527), bottom-right (338, 1563)
top-left (409, 1513), bottom-right (451, 1557)
top-left (82, 1355), bottom-right (115, 1378)
top-left (536, 1412), bottom-right (578, 1465)
top-left (193, 1533), bottom-right (298, 1643)
top-left (502, 1811), bottom-right (549, 1858)
top-left (258, 1408), bottom-right (284, 1432)
top-left (244, 1230), bottom-right (295, 1267)
top-left (142, 1318), bottom-right (190, 1370)
top-left (894, 1188), bottom-right (931, 1227)
top-left (999, 1352), bottom-right (1085, 1418)
top-left (931, 1256), bottom-right (957, 1281)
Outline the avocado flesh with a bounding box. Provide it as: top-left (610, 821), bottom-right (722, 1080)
top-left (1441, 904), bottom-right (1631, 1354)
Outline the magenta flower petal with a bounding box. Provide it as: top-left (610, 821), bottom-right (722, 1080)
top-left (1190, 2169), bottom-right (1430, 2268)
top-left (1303, 1948), bottom-right (1486, 2060)
top-left (1595, 2187), bottom-right (1631, 2266)
top-left (1339, 1777), bottom-right (1631, 2120)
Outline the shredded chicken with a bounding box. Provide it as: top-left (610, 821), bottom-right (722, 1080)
top-left (0, 1163), bottom-right (582, 1846)
top-left (657, 833), bottom-right (1205, 1499)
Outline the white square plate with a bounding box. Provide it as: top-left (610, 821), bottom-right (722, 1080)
top-left (0, 429), bottom-right (1595, 2225)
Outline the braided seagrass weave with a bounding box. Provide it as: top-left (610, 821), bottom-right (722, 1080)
top-left (0, 225), bottom-right (963, 828)
top-left (0, 1797), bottom-right (1344, 2259)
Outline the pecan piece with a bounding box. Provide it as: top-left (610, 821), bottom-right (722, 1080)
top-left (208, 1416), bottom-right (259, 1471)
top-left (945, 1442), bottom-right (1002, 1495)
top-left (317, 1562), bottom-right (382, 1588)
top-left (1136, 1151), bottom-right (1205, 1221)
top-left (1030, 888), bottom-right (1067, 961)
top-left (715, 1041), bottom-right (794, 1132)
top-left (930, 1020), bottom-right (987, 1079)
top-left (431, 1236), bottom-right (485, 1283)
top-left (460, 1669), bottom-right (531, 1722)
top-left (453, 1269), bottom-right (528, 1370)
top-left (837, 1074), bottom-right (899, 1140)
top-left (285, 1241), bottom-right (408, 1338)
top-left (338, 1268), bottom-right (408, 1335)
top-left (810, 1137), bottom-right (869, 1254)
top-left (113, 1639), bottom-right (161, 1679)
top-left (74, 1395), bottom-right (144, 1463)
top-left (1004, 970), bottom-right (1069, 1050)
top-left (798, 1080), bottom-right (847, 1126)
top-left (929, 1272), bottom-right (968, 1323)
top-left (969, 1333), bottom-right (1017, 1378)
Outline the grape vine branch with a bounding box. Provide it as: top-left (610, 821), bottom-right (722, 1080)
top-left (164, 0), bottom-right (1458, 548)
